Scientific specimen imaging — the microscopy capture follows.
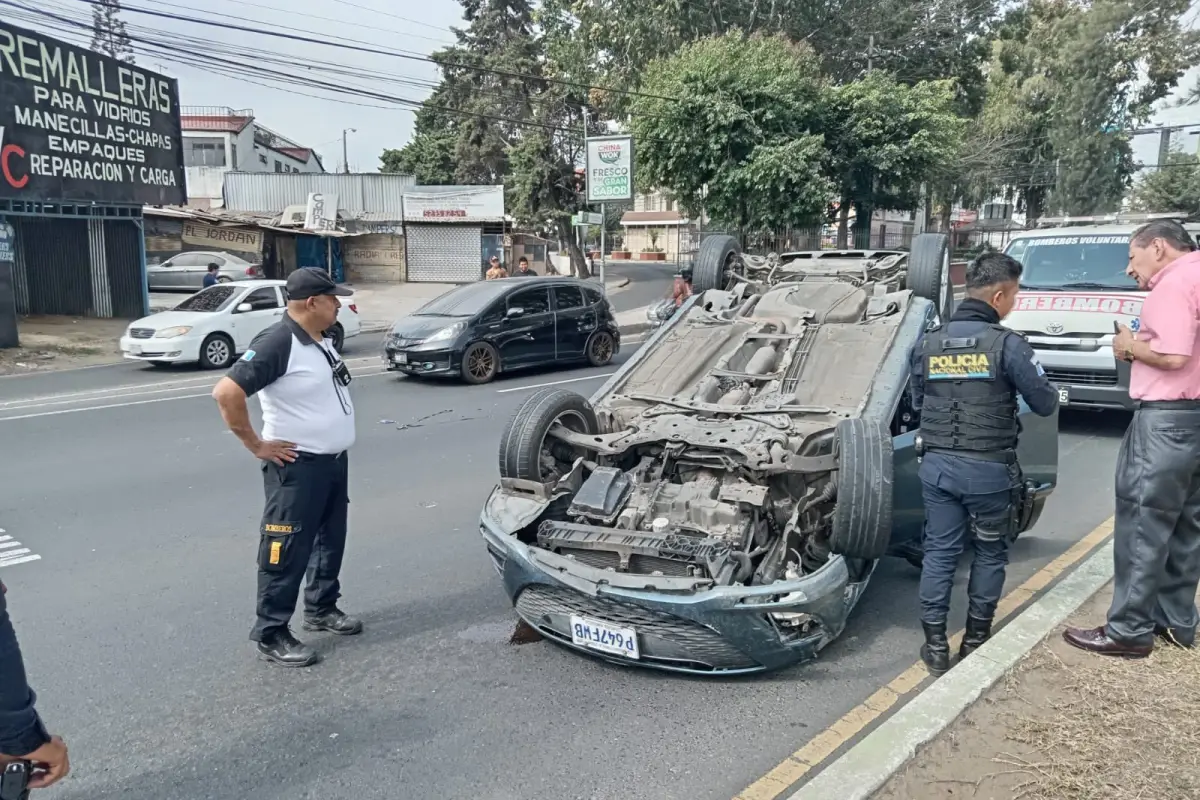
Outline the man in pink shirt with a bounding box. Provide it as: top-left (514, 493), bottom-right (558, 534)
top-left (1065, 220), bottom-right (1200, 657)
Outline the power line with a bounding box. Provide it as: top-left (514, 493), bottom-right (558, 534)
top-left (64, 0), bottom-right (685, 103)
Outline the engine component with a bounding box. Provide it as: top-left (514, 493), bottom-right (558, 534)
top-left (567, 467), bottom-right (633, 525)
top-left (536, 520), bottom-right (736, 580)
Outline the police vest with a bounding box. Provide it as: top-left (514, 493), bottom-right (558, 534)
top-left (919, 324), bottom-right (1019, 453)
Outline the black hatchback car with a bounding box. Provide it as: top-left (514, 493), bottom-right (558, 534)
top-left (382, 277), bottom-right (622, 384)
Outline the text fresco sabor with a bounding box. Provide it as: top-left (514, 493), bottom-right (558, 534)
top-left (0, 22), bottom-right (185, 205)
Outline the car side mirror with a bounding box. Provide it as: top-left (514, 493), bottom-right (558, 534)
top-left (235, 302), bottom-right (253, 313)
top-left (506, 306), bottom-right (525, 319)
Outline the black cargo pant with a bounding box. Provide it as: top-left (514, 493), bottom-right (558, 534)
top-left (251, 451), bottom-right (349, 642)
top-left (1107, 402), bottom-right (1200, 648)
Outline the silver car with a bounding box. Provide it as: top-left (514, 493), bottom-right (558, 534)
top-left (147, 251), bottom-right (263, 291)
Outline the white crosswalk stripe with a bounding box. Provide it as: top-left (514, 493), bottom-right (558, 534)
top-left (0, 531), bottom-right (41, 569)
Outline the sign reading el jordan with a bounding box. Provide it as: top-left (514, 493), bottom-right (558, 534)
top-left (926, 352), bottom-right (997, 381)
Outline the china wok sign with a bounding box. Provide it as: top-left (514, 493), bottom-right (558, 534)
top-left (0, 21), bottom-right (185, 205)
top-left (585, 135), bottom-right (634, 203)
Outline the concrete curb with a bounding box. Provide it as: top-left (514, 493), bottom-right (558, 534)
top-left (787, 539), bottom-right (1116, 800)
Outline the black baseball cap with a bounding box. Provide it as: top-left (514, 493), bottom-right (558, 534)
top-left (286, 267), bottom-right (353, 300)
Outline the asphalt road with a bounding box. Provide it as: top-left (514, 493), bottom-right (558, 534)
top-left (0, 341), bottom-right (1126, 800)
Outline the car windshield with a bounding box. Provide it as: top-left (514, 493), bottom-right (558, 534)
top-left (1004, 234), bottom-right (1137, 290)
top-left (413, 281), bottom-right (511, 317)
top-left (173, 285), bottom-right (239, 312)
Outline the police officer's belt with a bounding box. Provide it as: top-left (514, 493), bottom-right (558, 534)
top-left (924, 446), bottom-right (1017, 465)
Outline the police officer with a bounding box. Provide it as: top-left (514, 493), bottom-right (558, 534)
top-left (909, 252), bottom-right (1059, 676)
top-left (212, 268), bottom-right (362, 668)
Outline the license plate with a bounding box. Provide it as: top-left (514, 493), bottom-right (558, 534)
top-left (1058, 386), bottom-right (1069, 404)
top-left (127, 343), bottom-right (141, 355)
top-left (570, 615), bottom-right (639, 659)
top-left (393, 352), bottom-right (408, 365)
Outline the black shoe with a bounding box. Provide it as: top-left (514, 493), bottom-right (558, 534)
top-left (257, 629), bottom-right (319, 667)
top-left (302, 607), bottom-right (363, 636)
top-left (1155, 625), bottom-right (1196, 649)
top-left (958, 615), bottom-right (993, 660)
top-left (920, 622), bottom-right (950, 676)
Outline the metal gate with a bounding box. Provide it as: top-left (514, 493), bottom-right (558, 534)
top-left (405, 224), bottom-right (483, 283)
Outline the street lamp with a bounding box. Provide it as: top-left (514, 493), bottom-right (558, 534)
top-left (342, 128), bottom-right (357, 174)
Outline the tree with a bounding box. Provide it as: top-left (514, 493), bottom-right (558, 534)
top-left (90, 0), bottom-right (134, 63)
top-left (1129, 148), bottom-right (1200, 216)
top-left (821, 72), bottom-right (965, 245)
top-left (629, 34), bottom-right (833, 236)
top-left (379, 87), bottom-right (458, 184)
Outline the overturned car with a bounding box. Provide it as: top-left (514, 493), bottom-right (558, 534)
top-left (479, 233), bottom-right (1059, 675)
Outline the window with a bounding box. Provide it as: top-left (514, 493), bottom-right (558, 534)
top-left (479, 302), bottom-right (506, 325)
top-left (414, 281), bottom-right (511, 317)
top-left (174, 285), bottom-right (239, 312)
top-left (241, 287), bottom-right (281, 311)
top-left (554, 285), bottom-right (585, 310)
top-left (509, 287), bottom-right (551, 315)
top-left (582, 286), bottom-right (604, 306)
top-left (274, 160), bottom-right (282, 172)
top-left (258, 153), bottom-right (268, 166)
top-left (230, 143), bottom-right (238, 170)
top-left (183, 137), bottom-right (227, 168)
top-left (1005, 235), bottom-right (1137, 290)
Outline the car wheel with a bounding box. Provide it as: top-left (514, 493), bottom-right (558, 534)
top-left (198, 333), bottom-right (235, 370)
top-left (585, 330), bottom-right (615, 367)
top-left (908, 233), bottom-right (954, 322)
top-left (499, 388), bottom-right (599, 482)
top-left (461, 341), bottom-right (500, 384)
top-left (327, 323), bottom-right (345, 353)
top-left (829, 417), bottom-right (894, 560)
top-left (693, 234), bottom-right (740, 293)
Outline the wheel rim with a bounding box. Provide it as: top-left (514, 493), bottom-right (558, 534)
top-left (590, 333), bottom-right (613, 362)
top-left (467, 346), bottom-right (495, 380)
top-left (539, 410), bottom-right (589, 481)
top-left (206, 339), bottom-right (230, 365)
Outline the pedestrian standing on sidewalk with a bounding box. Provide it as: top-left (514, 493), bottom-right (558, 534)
top-left (485, 256), bottom-right (507, 280)
top-left (910, 252), bottom-right (1059, 676)
top-left (211, 267), bottom-right (363, 668)
top-left (1065, 220), bottom-right (1200, 658)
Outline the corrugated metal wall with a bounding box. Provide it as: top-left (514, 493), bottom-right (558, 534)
top-left (9, 217), bottom-right (145, 318)
top-left (223, 172), bottom-right (416, 214)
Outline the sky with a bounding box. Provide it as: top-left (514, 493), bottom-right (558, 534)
top-left (6, 0), bottom-right (468, 172)
top-left (6, 0), bottom-right (1200, 179)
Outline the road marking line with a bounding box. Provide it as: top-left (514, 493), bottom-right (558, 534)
top-left (495, 373), bottom-right (615, 394)
top-left (0, 541), bottom-right (23, 550)
top-left (0, 555), bottom-right (42, 568)
top-left (732, 516), bottom-right (1116, 800)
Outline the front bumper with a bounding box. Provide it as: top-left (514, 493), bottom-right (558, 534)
top-left (381, 342), bottom-right (460, 376)
top-left (119, 335), bottom-right (201, 363)
top-left (479, 499), bottom-right (867, 675)
top-left (1038, 346), bottom-right (1134, 411)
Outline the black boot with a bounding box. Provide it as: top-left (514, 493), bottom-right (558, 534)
top-left (302, 607), bottom-right (364, 636)
top-left (257, 628), bottom-right (319, 667)
top-left (920, 622), bottom-right (950, 676)
top-left (959, 616), bottom-right (993, 660)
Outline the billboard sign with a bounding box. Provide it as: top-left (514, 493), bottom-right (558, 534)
top-left (0, 21), bottom-right (185, 206)
top-left (585, 135), bottom-right (633, 203)
top-left (402, 185), bottom-right (505, 222)
top-left (304, 192), bottom-right (338, 231)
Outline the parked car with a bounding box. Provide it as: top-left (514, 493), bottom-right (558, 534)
top-left (382, 277), bottom-right (620, 384)
top-left (120, 279), bottom-right (361, 369)
top-left (147, 251), bottom-right (263, 291)
top-left (477, 233), bottom-right (1060, 675)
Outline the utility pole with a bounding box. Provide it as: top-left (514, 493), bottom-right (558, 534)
top-left (1158, 127), bottom-right (1174, 170)
top-left (867, 34), bottom-right (874, 73)
top-left (341, 128), bottom-right (356, 174)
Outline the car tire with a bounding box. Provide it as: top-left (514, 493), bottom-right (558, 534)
top-left (461, 341), bottom-right (500, 384)
top-left (498, 388), bottom-right (599, 482)
top-left (693, 234), bottom-right (740, 293)
top-left (829, 417), bottom-right (894, 560)
top-left (585, 330), bottom-right (616, 367)
top-left (198, 333), bottom-right (235, 370)
top-left (327, 323), bottom-right (345, 353)
top-left (908, 233), bottom-right (954, 322)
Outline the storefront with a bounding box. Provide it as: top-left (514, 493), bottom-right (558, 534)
top-left (402, 186), bottom-right (505, 283)
top-left (0, 21), bottom-right (185, 345)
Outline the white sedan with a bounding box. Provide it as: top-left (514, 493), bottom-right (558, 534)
top-left (120, 279), bottom-right (362, 369)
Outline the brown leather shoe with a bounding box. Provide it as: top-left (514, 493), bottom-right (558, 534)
top-left (1062, 625), bottom-right (1152, 658)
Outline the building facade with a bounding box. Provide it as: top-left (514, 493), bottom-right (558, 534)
top-left (180, 107), bottom-right (325, 209)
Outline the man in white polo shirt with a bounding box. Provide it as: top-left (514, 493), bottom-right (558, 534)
top-left (212, 268), bottom-right (362, 667)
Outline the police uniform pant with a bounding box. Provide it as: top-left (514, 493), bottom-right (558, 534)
top-left (251, 451), bottom-right (349, 642)
top-left (918, 451), bottom-right (1020, 626)
top-left (1107, 403), bottom-right (1200, 647)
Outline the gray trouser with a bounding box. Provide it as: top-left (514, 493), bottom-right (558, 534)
top-left (1106, 405), bottom-right (1200, 647)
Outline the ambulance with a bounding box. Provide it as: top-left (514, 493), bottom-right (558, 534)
top-left (1000, 214), bottom-right (1200, 411)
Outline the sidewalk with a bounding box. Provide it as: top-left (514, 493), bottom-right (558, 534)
top-left (0, 316), bottom-right (127, 375)
top-left (872, 580), bottom-right (1200, 800)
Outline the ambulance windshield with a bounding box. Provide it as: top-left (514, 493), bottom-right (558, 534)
top-left (1004, 234), bottom-right (1137, 291)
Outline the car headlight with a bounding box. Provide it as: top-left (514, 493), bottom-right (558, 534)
top-left (154, 326), bottom-right (193, 339)
top-left (422, 321), bottom-right (466, 343)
